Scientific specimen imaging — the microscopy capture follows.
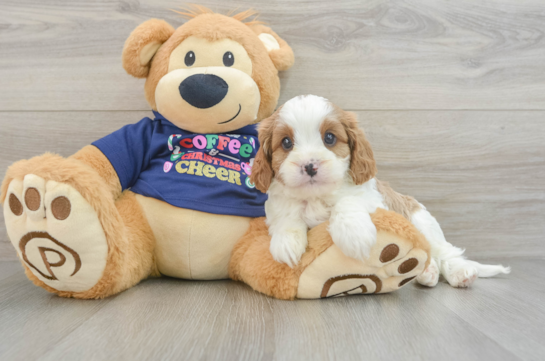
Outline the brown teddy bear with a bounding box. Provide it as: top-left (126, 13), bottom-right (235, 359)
top-left (1, 7), bottom-right (430, 299)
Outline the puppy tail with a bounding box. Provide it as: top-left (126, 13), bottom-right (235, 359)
top-left (467, 260), bottom-right (511, 277)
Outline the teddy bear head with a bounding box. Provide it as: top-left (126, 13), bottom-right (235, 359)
top-left (122, 7), bottom-right (294, 134)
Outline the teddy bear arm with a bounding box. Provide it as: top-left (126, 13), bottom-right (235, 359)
top-left (230, 209), bottom-right (431, 299)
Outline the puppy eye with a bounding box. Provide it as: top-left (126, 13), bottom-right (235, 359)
top-left (185, 51), bottom-right (195, 66)
top-left (281, 137), bottom-right (293, 150)
top-left (324, 132), bottom-right (336, 146)
top-left (223, 51), bottom-right (234, 67)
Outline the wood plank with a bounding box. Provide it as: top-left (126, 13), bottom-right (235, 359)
top-left (0, 259), bottom-right (542, 360)
top-left (35, 276), bottom-right (517, 361)
top-left (1, 0), bottom-right (545, 111)
top-left (357, 110), bottom-right (545, 258)
top-left (37, 279), bottom-right (275, 361)
top-left (0, 270), bottom-right (111, 360)
top-left (425, 258), bottom-right (545, 361)
top-left (268, 282), bottom-right (519, 361)
top-left (0, 261), bottom-right (20, 282)
top-left (1, 110), bottom-right (543, 260)
top-left (0, 242), bottom-right (17, 262)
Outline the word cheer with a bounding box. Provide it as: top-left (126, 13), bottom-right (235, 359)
top-left (176, 160), bottom-right (241, 186)
top-left (174, 151), bottom-right (245, 185)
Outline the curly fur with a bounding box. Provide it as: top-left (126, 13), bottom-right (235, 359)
top-left (338, 110), bottom-right (377, 185)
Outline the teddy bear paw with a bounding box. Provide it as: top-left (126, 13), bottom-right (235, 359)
top-left (296, 230), bottom-right (429, 298)
top-left (4, 174), bottom-right (108, 293)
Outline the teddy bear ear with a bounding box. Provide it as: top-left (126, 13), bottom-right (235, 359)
top-left (122, 19), bottom-right (175, 78)
top-left (250, 25), bottom-right (294, 71)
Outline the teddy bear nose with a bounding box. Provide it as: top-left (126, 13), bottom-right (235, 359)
top-left (179, 74), bottom-right (229, 109)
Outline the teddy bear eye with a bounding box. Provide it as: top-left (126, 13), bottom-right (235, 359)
top-left (281, 137), bottom-right (293, 150)
top-left (185, 51), bottom-right (195, 66)
top-left (223, 51), bottom-right (234, 67)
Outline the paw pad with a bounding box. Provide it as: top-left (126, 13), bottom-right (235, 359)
top-left (25, 187), bottom-right (41, 211)
top-left (20, 231), bottom-right (81, 280)
top-left (9, 193), bottom-right (23, 216)
top-left (51, 196), bottom-right (71, 220)
top-left (398, 258), bottom-right (418, 274)
top-left (399, 276), bottom-right (416, 287)
top-left (379, 244), bottom-right (399, 262)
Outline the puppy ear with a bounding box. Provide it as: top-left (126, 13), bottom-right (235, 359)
top-left (250, 113), bottom-right (276, 192)
top-left (249, 24), bottom-right (294, 71)
top-left (341, 111), bottom-right (377, 185)
top-left (122, 19), bottom-right (175, 78)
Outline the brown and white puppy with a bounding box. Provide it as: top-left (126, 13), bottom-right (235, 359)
top-left (251, 95), bottom-right (510, 288)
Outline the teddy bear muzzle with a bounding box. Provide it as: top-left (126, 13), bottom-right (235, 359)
top-left (178, 73), bottom-right (228, 109)
top-left (155, 66), bottom-right (261, 134)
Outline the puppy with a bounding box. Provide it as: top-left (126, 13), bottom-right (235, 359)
top-left (251, 95), bottom-right (510, 288)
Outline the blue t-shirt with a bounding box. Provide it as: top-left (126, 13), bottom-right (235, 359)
top-left (93, 111), bottom-right (266, 217)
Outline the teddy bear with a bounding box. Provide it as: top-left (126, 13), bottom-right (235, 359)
top-left (1, 7), bottom-right (430, 299)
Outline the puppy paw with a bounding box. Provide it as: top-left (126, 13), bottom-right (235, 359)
top-left (416, 258), bottom-right (439, 287)
top-left (443, 262), bottom-right (478, 288)
top-left (328, 218), bottom-right (377, 262)
top-left (270, 230), bottom-right (307, 268)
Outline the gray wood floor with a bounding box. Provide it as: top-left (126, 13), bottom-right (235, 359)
top-left (0, 0), bottom-right (544, 360)
top-left (0, 258), bottom-right (542, 361)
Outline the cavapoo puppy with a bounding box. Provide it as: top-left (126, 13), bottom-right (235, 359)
top-left (250, 95), bottom-right (510, 288)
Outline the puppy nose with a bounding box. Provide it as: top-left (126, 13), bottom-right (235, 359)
top-left (304, 163), bottom-right (318, 177)
top-left (179, 74), bottom-right (228, 109)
